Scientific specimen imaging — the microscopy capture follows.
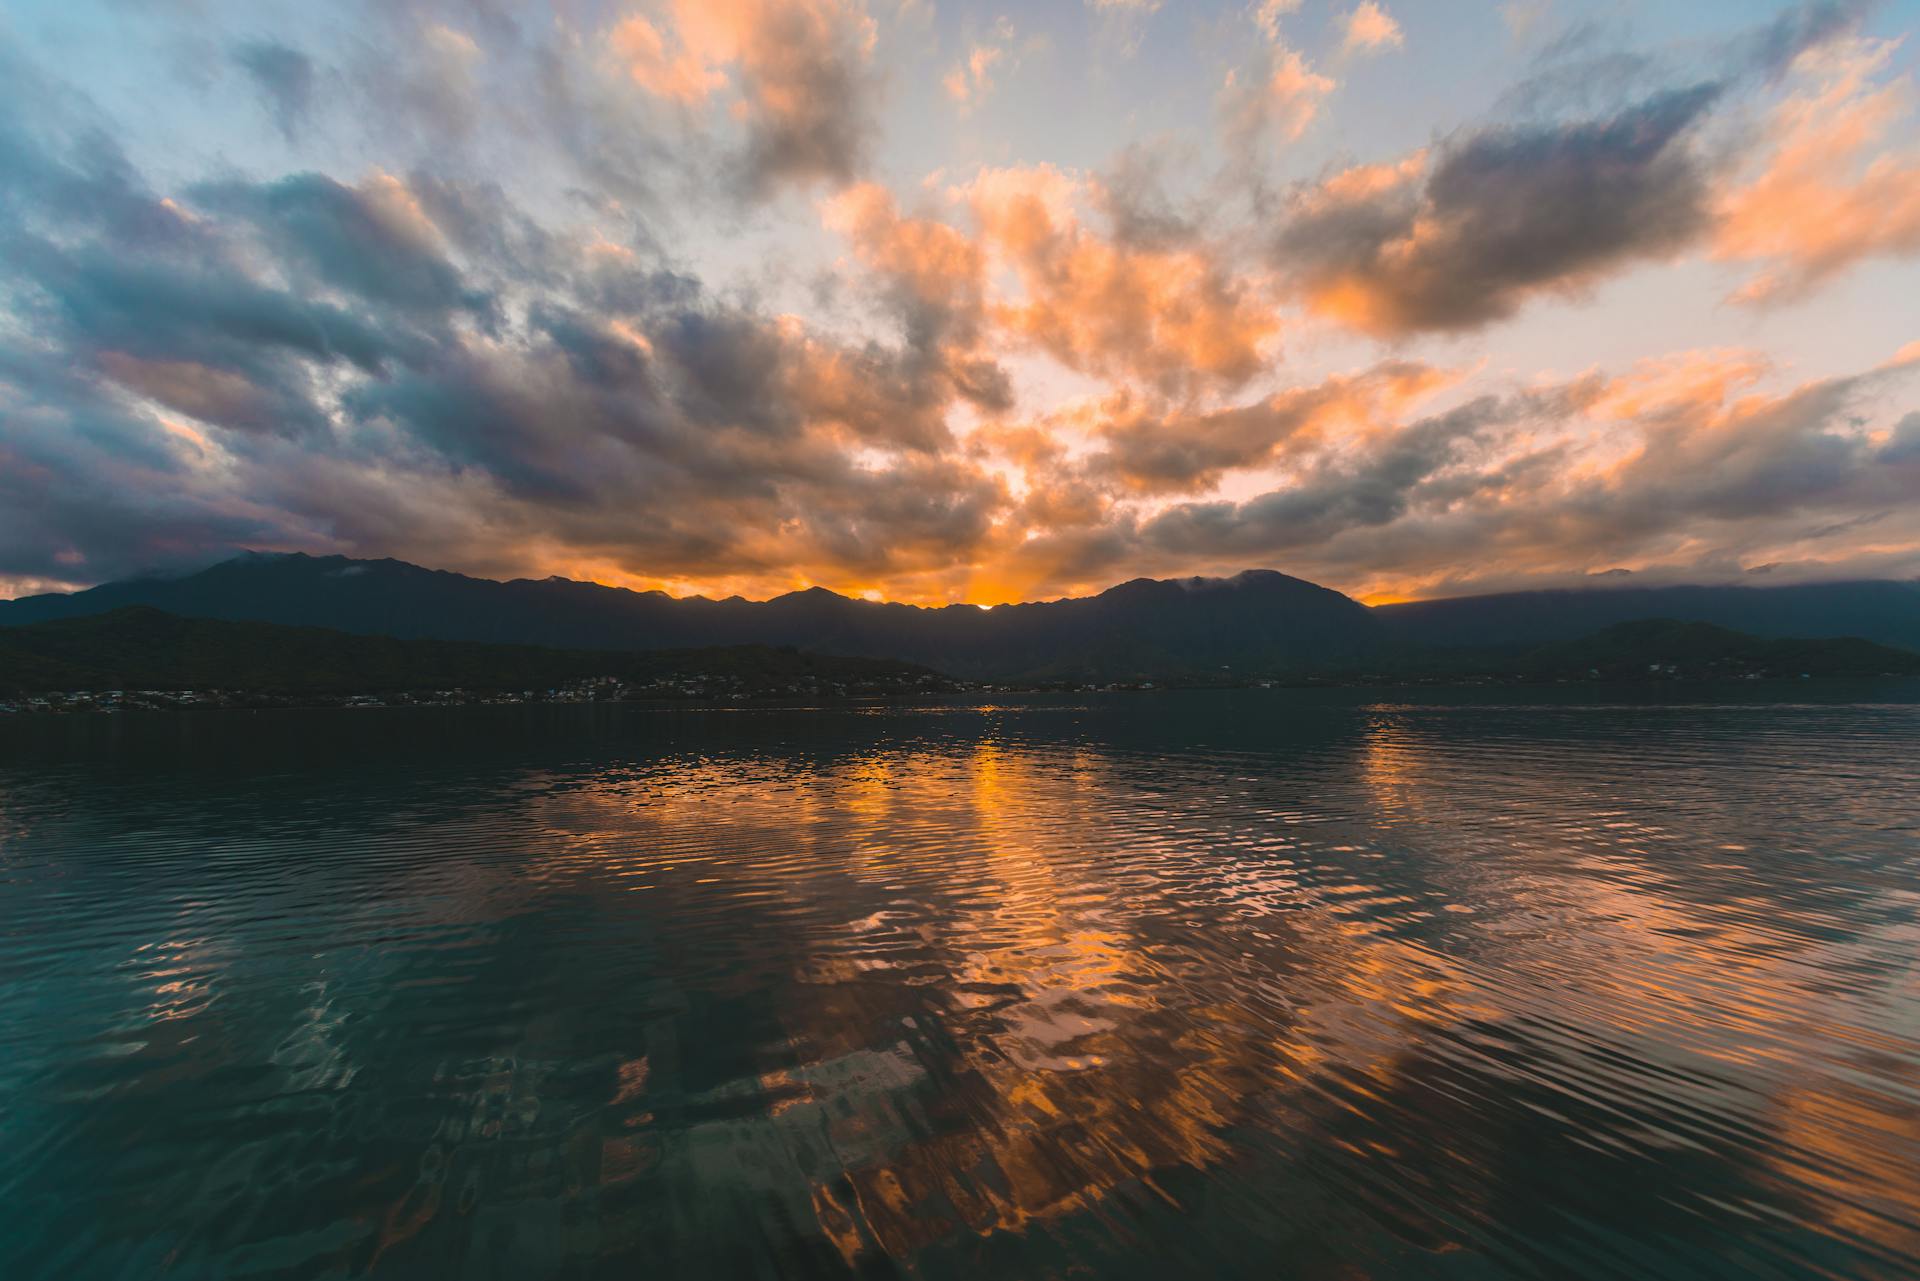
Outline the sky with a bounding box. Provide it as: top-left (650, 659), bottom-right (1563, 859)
top-left (1, 0), bottom-right (1918, 606)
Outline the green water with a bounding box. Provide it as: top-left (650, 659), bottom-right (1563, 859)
top-left (3, 688), bottom-right (1919, 1279)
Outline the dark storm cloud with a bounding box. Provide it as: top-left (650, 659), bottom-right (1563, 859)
top-left (1086, 362), bottom-right (1448, 496)
top-left (18, 239), bottom-right (402, 377)
top-left (0, 32), bottom-right (1000, 593)
top-left (1275, 83), bottom-right (1721, 335)
top-left (1881, 413), bottom-right (1920, 465)
top-left (0, 55), bottom-right (203, 253)
top-left (718, 0), bottom-right (882, 200)
top-left (1028, 357), bottom-right (1918, 597)
top-left (190, 172), bottom-right (488, 317)
top-left (402, 172), bottom-right (573, 289)
top-left (1602, 370), bottom-right (1918, 527)
top-left (232, 41), bottom-right (316, 141)
top-left (1135, 394), bottom-right (1534, 558)
top-left (1274, 0), bottom-right (1876, 338)
top-left (0, 341), bottom-right (293, 584)
top-left (0, 73), bottom-right (414, 442)
top-left (3, 4), bottom-right (1911, 603)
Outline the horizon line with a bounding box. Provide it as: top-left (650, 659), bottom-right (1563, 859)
top-left (5, 550), bottom-right (1914, 613)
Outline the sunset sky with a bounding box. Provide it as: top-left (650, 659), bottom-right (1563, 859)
top-left (2, 0), bottom-right (1917, 605)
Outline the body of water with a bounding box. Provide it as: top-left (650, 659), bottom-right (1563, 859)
top-left (3, 688), bottom-right (1919, 1278)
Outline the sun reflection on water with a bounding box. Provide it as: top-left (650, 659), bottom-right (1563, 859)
top-left (3, 696), bottom-right (1919, 1277)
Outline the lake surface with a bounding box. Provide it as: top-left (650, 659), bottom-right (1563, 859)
top-left (3, 688), bottom-right (1919, 1279)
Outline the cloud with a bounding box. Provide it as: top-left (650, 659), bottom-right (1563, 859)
top-left (1083, 361), bottom-right (1457, 494)
top-left (1274, 83), bottom-right (1719, 334)
top-left (959, 165), bottom-right (1281, 395)
top-left (1094, 142), bottom-right (1202, 250)
top-left (828, 166), bottom-right (1275, 401)
top-left (1129, 388), bottom-right (1587, 564)
top-left (1736, 0), bottom-right (1874, 80)
top-left (609, 15), bottom-right (728, 102)
top-left (610, 0), bottom-right (880, 197)
top-left (1220, 44), bottom-right (1336, 158)
top-left (943, 18), bottom-right (1018, 110)
top-left (944, 44), bottom-right (1004, 106)
top-left (1881, 412), bottom-right (1920, 464)
top-left (821, 182), bottom-right (1008, 409)
top-left (231, 41), bottom-right (316, 142)
top-left (1003, 347), bottom-right (1920, 601)
top-left (190, 171), bottom-right (483, 316)
top-left (1264, 2), bottom-right (1893, 333)
top-left (1253, 0), bottom-right (1304, 43)
top-left (1714, 37), bottom-right (1920, 305)
top-left (0, 47), bottom-right (1008, 598)
top-left (1339, 3), bottom-right (1404, 57)
top-left (1, 3), bottom-right (1917, 608)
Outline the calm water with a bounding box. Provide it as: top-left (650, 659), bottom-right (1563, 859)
top-left (3, 689), bottom-right (1920, 1280)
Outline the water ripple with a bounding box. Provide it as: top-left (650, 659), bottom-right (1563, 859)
top-left (1, 688), bottom-right (1918, 1278)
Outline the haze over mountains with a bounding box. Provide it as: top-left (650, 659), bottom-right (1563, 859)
top-left (2, 553), bottom-right (1917, 681)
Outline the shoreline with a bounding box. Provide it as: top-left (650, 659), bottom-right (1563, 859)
top-left (8, 671), bottom-right (1920, 716)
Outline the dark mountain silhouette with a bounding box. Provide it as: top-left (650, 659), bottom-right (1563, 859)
top-left (0, 608), bottom-right (950, 696)
top-left (0, 555), bottom-right (1396, 680)
top-left (1376, 580), bottom-right (1920, 652)
top-left (1435, 619), bottom-right (1920, 681)
top-left (3, 555), bottom-right (1916, 680)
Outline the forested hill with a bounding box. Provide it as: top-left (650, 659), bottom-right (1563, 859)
top-left (0, 608), bottom-right (954, 698)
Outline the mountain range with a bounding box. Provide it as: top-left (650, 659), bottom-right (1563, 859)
top-left (1374, 580), bottom-right (1920, 652)
top-left (2, 553), bottom-right (1916, 681)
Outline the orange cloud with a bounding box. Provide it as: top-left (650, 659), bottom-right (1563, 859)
top-left (1339, 2), bottom-right (1404, 57)
top-left (1220, 45), bottom-right (1336, 154)
top-left (1587, 349), bottom-right (1773, 423)
top-left (958, 165), bottom-right (1281, 394)
top-left (1716, 37), bottom-right (1920, 304)
top-left (1253, 0), bottom-right (1303, 43)
top-left (820, 182), bottom-right (1009, 409)
top-left (609, 15), bottom-right (728, 101)
top-left (609, 0), bottom-right (879, 190)
top-left (1310, 150), bottom-right (1428, 205)
top-left (943, 18), bottom-right (1018, 110)
top-left (943, 44), bottom-right (1003, 104)
top-left (825, 183), bottom-right (984, 316)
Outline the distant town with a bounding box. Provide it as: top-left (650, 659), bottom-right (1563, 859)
top-left (0, 670), bottom-right (969, 714)
top-left (3, 604), bottom-right (1917, 715)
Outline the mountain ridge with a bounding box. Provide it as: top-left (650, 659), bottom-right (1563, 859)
top-left (3, 554), bottom-right (1917, 679)
top-left (0, 556), bottom-right (1391, 679)
top-left (1375, 579), bottom-right (1920, 651)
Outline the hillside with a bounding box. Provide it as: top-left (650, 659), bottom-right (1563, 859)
top-left (0, 556), bottom-right (1397, 680)
top-left (1448, 619), bottom-right (1920, 681)
top-left (0, 608), bottom-right (955, 698)
top-left (1377, 580), bottom-right (1920, 653)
